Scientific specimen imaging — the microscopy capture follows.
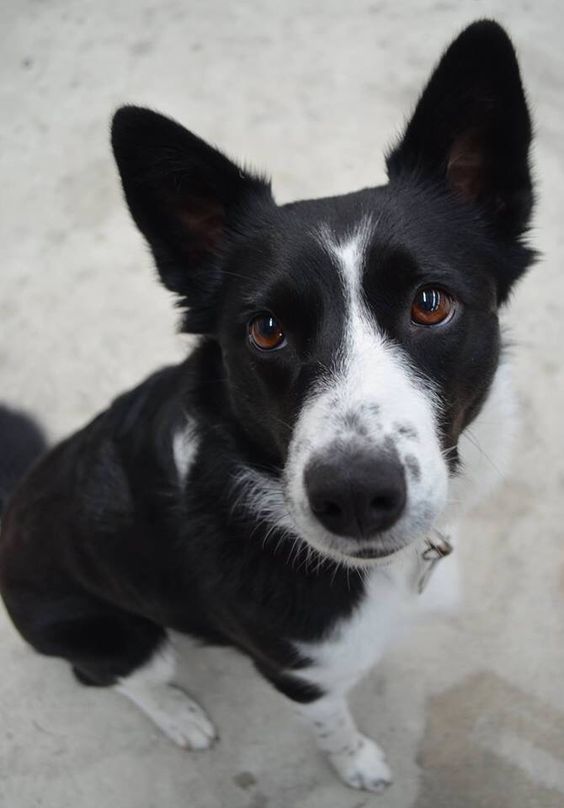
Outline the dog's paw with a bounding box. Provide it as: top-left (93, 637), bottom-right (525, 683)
top-left (152, 686), bottom-right (218, 750)
top-left (329, 734), bottom-right (392, 793)
top-left (118, 680), bottom-right (218, 751)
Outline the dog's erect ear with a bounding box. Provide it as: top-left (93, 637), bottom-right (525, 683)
top-left (386, 20), bottom-right (533, 239)
top-left (112, 106), bottom-right (272, 330)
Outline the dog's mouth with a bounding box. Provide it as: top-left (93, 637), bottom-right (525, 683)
top-left (299, 530), bottom-right (420, 567)
top-left (325, 536), bottom-right (417, 565)
top-left (348, 545), bottom-right (400, 560)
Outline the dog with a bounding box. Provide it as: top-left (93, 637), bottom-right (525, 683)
top-left (0, 20), bottom-right (534, 793)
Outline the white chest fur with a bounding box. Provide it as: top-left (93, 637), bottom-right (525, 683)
top-left (295, 569), bottom-right (415, 695)
top-left (295, 550), bottom-right (462, 696)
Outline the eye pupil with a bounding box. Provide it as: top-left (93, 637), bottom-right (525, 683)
top-left (420, 289), bottom-right (441, 312)
top-left (249, 314), bottom-right (286, 350)
top-left (258, 316), bottom-right (277, 336)
top-left (411, 287), bottom-right (454, 326)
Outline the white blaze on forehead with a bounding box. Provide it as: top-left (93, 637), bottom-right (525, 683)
top-left (318, 218), bottom-right (376, 342)
top-left (316, 218), bottom-right (417, 414)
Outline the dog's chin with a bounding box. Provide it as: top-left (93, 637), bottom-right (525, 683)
top-left (297, 531), bottom-right (417, 568)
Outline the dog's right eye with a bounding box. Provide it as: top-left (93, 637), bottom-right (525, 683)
top-left (411, 287), bottom-right (456, 326)
top-left (248, 314), bottom-right (287, 351)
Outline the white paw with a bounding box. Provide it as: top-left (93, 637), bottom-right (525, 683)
top-left (155, 687), bottom-right (217, 750)
top-left (329, 734), bottom-right (392, 793)
top-left (118, 682), bottom-right (218, 751)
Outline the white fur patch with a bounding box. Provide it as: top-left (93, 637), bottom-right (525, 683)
top-left (115, 639), bottom-right (217, 750)
top-left (231, 466), bottom-right (295, 536)
top-left (172, 417), bottom-right (199, 485)
top-left (295, 568), bottom-right (411, 696)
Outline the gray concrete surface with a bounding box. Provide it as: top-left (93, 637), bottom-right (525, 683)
top-left (1, 1), bottom-right (563, 806)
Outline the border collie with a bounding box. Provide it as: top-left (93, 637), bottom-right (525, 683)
top-left (0, 20), bottom-right (534, 793)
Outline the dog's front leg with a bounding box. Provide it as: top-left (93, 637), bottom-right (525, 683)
top-left (294, 694), bottom-right (392, 793)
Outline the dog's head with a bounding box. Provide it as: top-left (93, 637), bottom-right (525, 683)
top-left (112, 21), bottom-right (534, 565)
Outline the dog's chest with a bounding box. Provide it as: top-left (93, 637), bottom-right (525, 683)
top-left (294, 571), bottom-right (413, 694)
top-left (293, 551), bottom-right (460, 695)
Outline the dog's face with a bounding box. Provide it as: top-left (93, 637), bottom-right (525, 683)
top-left (213, 190), bottom-right (503, 562)
top-left (112, 21), bottom-right (533, 564)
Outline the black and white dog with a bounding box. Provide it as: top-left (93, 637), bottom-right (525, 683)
top-left (0, 21), bottom-right (534, 793)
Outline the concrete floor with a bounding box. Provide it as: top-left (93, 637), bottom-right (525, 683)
top-left (1, 1), bottom-right (564, 806)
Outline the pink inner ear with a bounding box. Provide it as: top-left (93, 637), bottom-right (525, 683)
top-left (446, 131), bottom-right (486, 202)
top-left (177, 198), bottom-right (225, 255)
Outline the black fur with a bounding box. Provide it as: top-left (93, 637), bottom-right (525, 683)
top-left (0, 21), bottom-right (534, 702)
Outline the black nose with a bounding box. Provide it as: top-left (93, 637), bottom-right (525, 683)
top-left (304, 450), bottom-right (407, 539)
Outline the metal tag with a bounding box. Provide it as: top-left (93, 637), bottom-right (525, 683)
top-left (416, 531), bottom-right (453, 594)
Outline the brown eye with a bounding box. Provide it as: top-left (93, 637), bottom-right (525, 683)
top-left (411, 287), bottom-right (455, 326)
top-left (248, 314), bottom-right (286, 351)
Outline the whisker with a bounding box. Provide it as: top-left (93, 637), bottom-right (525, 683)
top-left (463, 427), bottom-right (503, 476)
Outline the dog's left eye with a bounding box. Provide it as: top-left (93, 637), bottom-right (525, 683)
top-left (411, 287), bottom-right (455, 326)
top-left (248, 314), bottom-right (287, 351)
